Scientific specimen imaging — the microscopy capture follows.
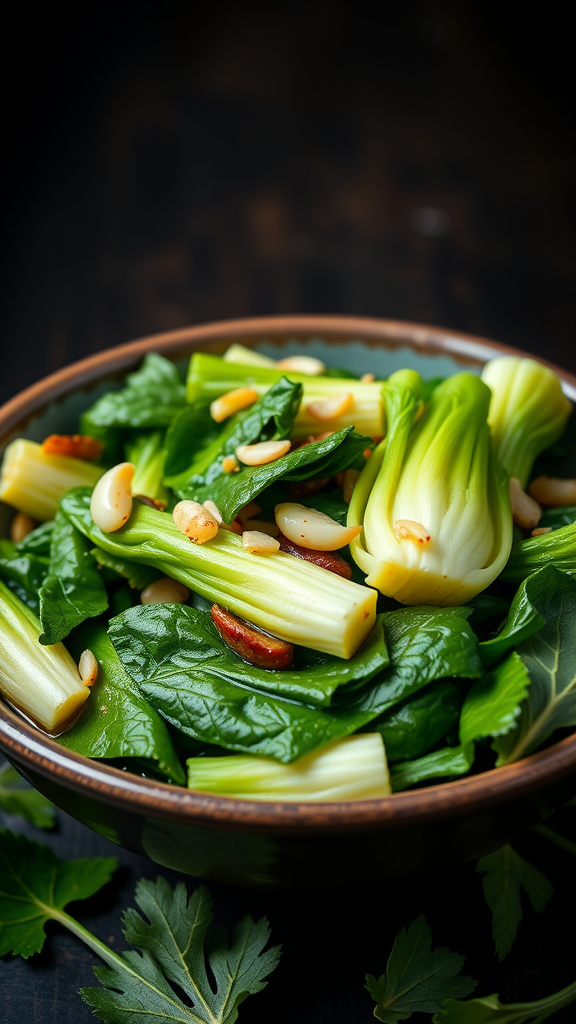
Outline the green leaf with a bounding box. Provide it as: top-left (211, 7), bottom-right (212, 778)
top-left (0, 542), bottom-right (49, 613)
top-left (38, 509), bottom-right (109, 644)
top-left (478, 566), bottom-right (560, 666)
top-left (476, 846), bottom-right (553, 961)
top-left (81, 877), bottom-right (281, 1024)
top-left (494, 569), bottom-right (576, 764)
top-left (365, 915), bottom-right (476, 1023)
top-left (0, 762), bottom-right (55, 828)
top-left (370, 681), bottom-right (461, 763)
top-left (434, 980), bottom-right (576, 1024)
top-left (60, 621), bottom-right (185, 784)
top-left (14, 519), bottom-right (55, 558)
top-left (82, 352), bottom-right (187, 431)
top-left (108, 601), bottom-right (480, 763)
top-left (0, 829), bottom-right (118, 958)
top-left (390, 746), bottom-right (472, 792)
top-left (165, 376), bottom-right (302, 491)
top-left (459, 652), bottom-right (531, 752)
top-left (179, 426), bottom-right (371, 523)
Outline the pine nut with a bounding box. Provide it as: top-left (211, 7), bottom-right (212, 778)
top-left (236, 439), bottom-right (291, 465)
top-left (90, 462), bottom-right (135, 533)
top-left (509, 477), bottom-right (541, 529)
top-left (306, 392), bottom-right (354, 422)
top-left (275, 502), bottom-right (362, 551)
top-left (393, 520), bottom-right (431, 544)
top-left (360, 372), bottom-right (375, 383)
top-left (203, 499), bottom-right (223, 524)
top-left (10, 511), bottom-right (36, 542)
top-left (141, 576), bottom-right (190, 604)
top-left (78, 649), bottom-right (98, 687)
top-left (173, 500), bottom-right (220, 543)
top-left (243, 519), bottom-right (280, 537)
top-left (528, 475), bottom-right (576, 507)
top-left (276, 355), bottom-right (326, 375)
top-left (531, 527), bottom-right (552, 537)
top-left (210, 387), bottom-right (259, 423)
top-left (242, 530), bottom-right (281, 553)
top-left (343, 469), bottom-right (360, 504)
top-left (222, 455), bottom-right (240, 473)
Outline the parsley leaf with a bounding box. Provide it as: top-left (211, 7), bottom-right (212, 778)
top-left (433, 980), bottom-right (576, 1023)
top-left (476, 846), bottom-right (553, 961)
top-left (81, 877), bottom-right (281, 1024)
top-left (365, 916), bottom-right (477, 1023)
top-left (0, 829), bottom-right (118, 957)
top-left (0, 762), bottom-right (55, 829)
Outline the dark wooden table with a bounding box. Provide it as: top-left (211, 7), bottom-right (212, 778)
top-left (1, 3), bottom-right (575, 1022)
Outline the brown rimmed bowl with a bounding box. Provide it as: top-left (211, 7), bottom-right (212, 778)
top-left (1, 315), bottom-right (575, 889)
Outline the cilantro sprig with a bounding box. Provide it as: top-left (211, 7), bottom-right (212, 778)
top-left (365, 915), bottom-right (477, 1023)
top-left (0, 829), bottom-right (281, 1023)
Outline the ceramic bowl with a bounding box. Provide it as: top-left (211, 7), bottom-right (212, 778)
top-left (1, 315), bottom-right (575, 888)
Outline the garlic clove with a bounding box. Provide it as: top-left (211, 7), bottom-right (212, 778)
top-left (275, 502), bottom-right (362, 551)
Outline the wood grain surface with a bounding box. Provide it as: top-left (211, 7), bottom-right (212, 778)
top-left (1, 2), bottom-right (574, 1022)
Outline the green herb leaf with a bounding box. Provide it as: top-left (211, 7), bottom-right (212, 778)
top-left (494, 568), bottom-right (576, 764)
top-left (434, 980), bottom-right (576, 1023)
top-left (365, 916), bottom-right (476, 1023)
top-left (0, 829), bottom-right (118, 957)
top-left (38, 509), bottom-right (109, 644)
top-left (81, 877), bottom-right (281, 1024)
top-left (60, 621), bottom-right (185, 784)
top-left (0, 763), bottom-right (55, 828)
top-left (476, 846), bottom-right (553, 961)
top-left (179, 426), bottom-right (371, 522)
top-left (82, 352), bottom-right (186, 431)
top-left (14, 520), bottom-right (55, 558)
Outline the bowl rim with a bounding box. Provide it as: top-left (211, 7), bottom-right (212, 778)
top-left (1, 313), bottom-right (575, 833)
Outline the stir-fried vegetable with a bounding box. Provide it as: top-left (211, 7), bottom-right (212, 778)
top-left (0, 344), bottom-right (574, 800)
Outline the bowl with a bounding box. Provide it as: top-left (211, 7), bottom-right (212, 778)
top-left (1, 314), bottom-right (575, 889)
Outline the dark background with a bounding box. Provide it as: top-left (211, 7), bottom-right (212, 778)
top-left (1, 1), bottom-right (575, 1021)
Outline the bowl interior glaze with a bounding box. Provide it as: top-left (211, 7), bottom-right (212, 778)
top-left (1, 315), bottom-right (575, 887)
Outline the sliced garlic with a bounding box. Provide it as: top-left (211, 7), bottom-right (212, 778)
top-left (242, 530), bottom-right (281, 553)
top-left (78, 649), bottom-right (98, 687)
top-left (210, 387), bottom-right (259, 423)
top-left (393, 520), bottom-right (431, 544)
top-left (306, 392), bottom-right (354, 422)
top-left (236, 439), bottom-right (291, 465)
top-left (173, 500), bottom-right (219, 543)
top-left (528, 475), bottom-right (576, 507)
top-left (90, 462), bottom-right (135, 533)
top-left (275, 502), bottom-right (362, 551)
top-left (141, 576), bottom-right (190, 604)
top-left (509, 477), bottom-right (541, 529)
top-left (276, 355), bottom-right (326, 375)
